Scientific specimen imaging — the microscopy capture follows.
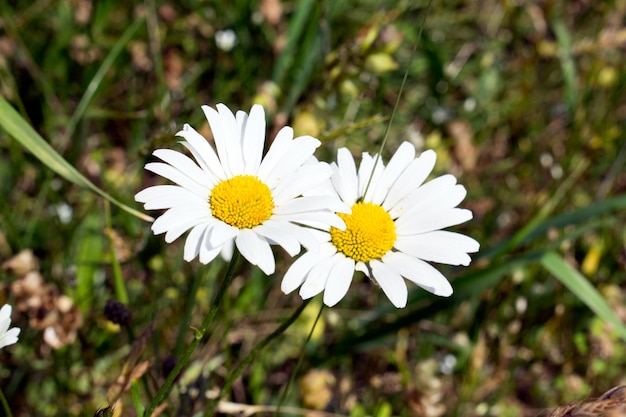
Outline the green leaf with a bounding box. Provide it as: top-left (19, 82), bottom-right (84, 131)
top-left (0, 95), bottom-right (153, 222)
top-left (541, 251), bottom-right (626, 342)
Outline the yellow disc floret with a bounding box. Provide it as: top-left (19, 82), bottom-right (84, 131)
top-left (330, 202), bottom-right (396, 263)
top-left (210, 175), bottom-right (274, 229)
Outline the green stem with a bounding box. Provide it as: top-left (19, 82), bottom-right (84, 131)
top-left (362, 0), bottom-right (432, 201)
top-left (274, 303), bottom-right (324, 417)
top-left (0, 386), bottom-right (13, 417)
top-left (104, 201), bottom-right (128, 304)
top-left (143, 252), bottom-right (240, 416)
top-left (174, 265), bottom-right (207, 357)
top-left (204, 300), bottom-right (311, 417)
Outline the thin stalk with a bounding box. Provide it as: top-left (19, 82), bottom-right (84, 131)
top-left (0, 387), bottom-right (13, 417)
top-left (362, 0), bottom-right (433, 201)
top-left (173, 265), bottom-right (207, 357)
top-left (204, 300), bottom-right (311, 417)
top-left (274, 303), bottom-right (325, 417)
top-left (104, 201), bottom-right (128, 304)
top-left (143, 252), bottom-right (240, 416)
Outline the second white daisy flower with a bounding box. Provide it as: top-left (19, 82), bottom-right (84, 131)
top-left (281, 142), bottom-right (480, 308)
top-left (135, 104), bottom-right (348, 275)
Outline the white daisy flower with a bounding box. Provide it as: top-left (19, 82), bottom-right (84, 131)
top-left (281, 142), bottom-right (480, 308)
top-left (135, 104), bottom-right (347, 275)
top-left (0, 304), bottom-right (20, 350)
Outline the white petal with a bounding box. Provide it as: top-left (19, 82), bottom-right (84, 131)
top-left (282, 248), bottom-right (331, 294)
top-left (274, 196), bottom-right (349, 216)
top-left (199, 236), bottom-right (222, 264)
top-left (235, 229), bottom-right (275, 275)
top-left (176, 123), bottom-right (226, 180)
top-left (201, 105), bottom-right (232, 177)
top-left (332, 149), bottom-right (359, 205)
top-left (0, 327), bottom-right (20, 348)
top-left (208, 221), bottom-right (238, 248)
top-left (220, 238), bottom-right (234, 261)
top-left (260, 136), bottom-right (320, 189)
top-left (151, 206), bottom-right (213, 241)
top-left (383, 251), bottom-right (452, 296)
top-left (299, 259), bottom-right (335, 300)
top-left (395, 207), bottom-right (473, 235)
top-left (392, 175), bottom-right (461, 219)
top-left (395, 231), bottom-right (479, 266)
top-left (384, 150), bottom-right (437, 213)
top-left (184, 224), bottom-right (209, 262)
top-left (370, 142), bottom-right (415, 205)
top-left (265, 218), bottom-right (321, 252)
top-left (399, 183), bottom-right (468, 221)
top-left (152, 148), bottom-right (215, 188)
top-left (272, 162), bottom-right (333, 204)
top-left (370, 260), bottom-right (408, 308)
top-left (145, 162), bottom-right (209, 197)
top-left (358, 152), bottom-right (385, 202)
top-left (135, 185), bottom-right (206, 210)
top-left (277, 211), bottom-right (346, 230)
top-left (254, 221), bottom-right (302, 256)
top-left (322, 255), bottom-right (356, 307)
top-left (0, 305), bottom-right (11, 334)
top-left (217, 103), bottom-right (244, 174)
top-left (241, 104), bottom-right (265, 174)
top-left (256, 126), bottom-right (294, 180)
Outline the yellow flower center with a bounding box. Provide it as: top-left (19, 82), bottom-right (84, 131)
top-left (209, 175), bottom-right (274, 229)
top-left (330, 202), bottom-right (396, 263)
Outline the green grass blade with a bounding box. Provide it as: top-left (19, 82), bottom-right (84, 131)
top-left (484, 157), bottom-right (588, 260)
top-left (74, 212), bottom-right (104, 314)
top-left (0, 95), bottom-right (153, 221)
top-left (271, 0), bottom-right (316, 87)
top-left (541, 251), bottom-right (626, 342)
top-left (552, 19), bottom-right (578, 115)
top-left (65, 17), bottom-right (145, 142)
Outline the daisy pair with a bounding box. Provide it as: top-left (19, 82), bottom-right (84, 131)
top-left (136, 104), bottom-right (479, 308)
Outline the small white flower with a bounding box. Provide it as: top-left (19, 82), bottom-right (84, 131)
top-left (0, 304), bottom-right (20, 349)
top-left (215, 29), bottom-right (237, 52)
top-left (136, 104), bottom-right (347, 275)
top-left (281, 142), bottom-right (480, 308)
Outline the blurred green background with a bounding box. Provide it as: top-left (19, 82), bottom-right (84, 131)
top-left (1, 0), bottom-right (626, 416)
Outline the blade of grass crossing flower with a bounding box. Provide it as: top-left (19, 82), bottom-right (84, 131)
top-left (0, 95), bottom-right (153, 222)
top-left (65, 17), bottom-right (145, 143)
top-left (362, 0), bottom-right (432, 200)
top-left (540, 251), bottom-right (626, 342)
